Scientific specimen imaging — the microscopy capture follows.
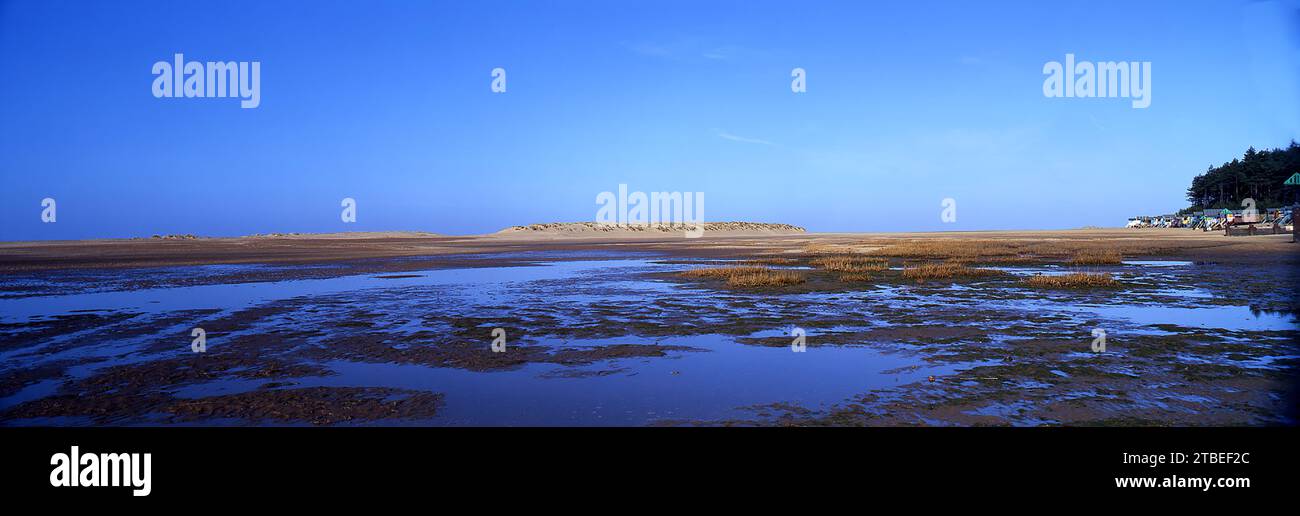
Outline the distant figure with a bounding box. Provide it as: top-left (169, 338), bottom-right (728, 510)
top-left (1293, 207), bottom-right (1298, 243)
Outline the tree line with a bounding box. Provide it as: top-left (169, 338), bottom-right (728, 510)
top-left (1185, 141), bottom-right (1300, 212)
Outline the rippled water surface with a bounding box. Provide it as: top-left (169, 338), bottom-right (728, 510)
top-left (1, 251), bottom-right (1295, 426)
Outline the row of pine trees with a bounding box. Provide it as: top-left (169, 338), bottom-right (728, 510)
top-left (1184, 141), bottom-right (1300, 212)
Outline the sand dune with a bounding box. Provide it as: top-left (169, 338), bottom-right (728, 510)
top-left (246, 231), bottom-right (443, 239)
top-left (494, 221), bottom-right (805, 238)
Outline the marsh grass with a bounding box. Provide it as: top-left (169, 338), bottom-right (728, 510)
top-left (837, 272), bottom-right (876, 282)
top-left (871, 239), bottom-right (1153, 265)
top-left (726, 268), bottom-right (805, 287)
top-left (900, 262), bottom-right (1006, 282)
top-left (679, 266), bottom-right (804, 287)
top-left (743, 257), bottom-right (800, 266)
top-left (678, 265), bottom-right (769, 278)
top-left (808, 254), bottom-right (888, 273)
top-left (801, 243), bottom-right (837, 254)
top-left (1022, 272), bottom-right (1119, 288)
top-left (874, 240), bottom-right (1025, 260)
top-left (1067, 249), bottom-right (1123, 265)
top-left (945, 255), bottom-right (1042, 265)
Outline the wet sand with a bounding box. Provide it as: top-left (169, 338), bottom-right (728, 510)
top-left (1, 228), bottom-right (1297, 426)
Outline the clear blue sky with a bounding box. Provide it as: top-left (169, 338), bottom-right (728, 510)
top-left (2, 0), bottom-right (1297, 240)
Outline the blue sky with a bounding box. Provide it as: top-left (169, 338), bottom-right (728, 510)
top-left (2, 0), bottom-right (1298, 240)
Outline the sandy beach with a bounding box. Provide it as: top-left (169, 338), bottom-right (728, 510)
top-left (2, 227), bottom-right (1294, 272)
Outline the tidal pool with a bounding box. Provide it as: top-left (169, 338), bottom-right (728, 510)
top-left (1, 250), bottom-right (1295, 426)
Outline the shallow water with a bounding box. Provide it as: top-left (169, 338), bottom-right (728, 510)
top-left (1, 251), bottom-right (1295, 426)
top-left (165, 334), bottom-right (964, 426)
top-left (0, 259), bottom-right (632, 319)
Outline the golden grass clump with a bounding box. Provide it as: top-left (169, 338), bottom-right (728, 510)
top-left (900, 262), bottom-right (1006, 282)
top-left (875, 240), bottom-right (1026, 260)
top-left (678, 266), bottom-right (804, 287)
top-left (743, 257), bottom-right (799, 266)
top-left (873, 238), bottom-right (1149, 265)
top-left (808, 254), bottom-right (888, 273)
top-left (945, 255), bottom-right (1042, 265)
top-left (678, 265), bottom-right (769, 278)
top-left (801, 243), bottom-right (837, 254)
top-left (1067, 249), bottom-right (1123, 266)
top-left (837, 272), bottom-right (876, 282)
top-left (726, 269), bottom-right (804, 287)
top-left (1022, 272), bottom-right (1119, 288)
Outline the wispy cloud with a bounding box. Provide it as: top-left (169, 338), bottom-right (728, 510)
top-left (625, 38), bottom-right (748, 61)
top-left (702, 45), bottom-right (742, 60)
top-left (715, 129), bottom-right (776, 146)
top-left (627, 41), bottom-right (674, 58)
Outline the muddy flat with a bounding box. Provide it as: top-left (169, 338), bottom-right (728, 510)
top-left (1, 229), bottom-right (1296, 426)
top-left (1, 228), bottom-right (1292, 270)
